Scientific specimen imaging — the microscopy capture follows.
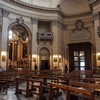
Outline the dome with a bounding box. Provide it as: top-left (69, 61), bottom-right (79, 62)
top-left (19, 0), bottom-right (91, 15)
top-left (60, 0), bottom-right (91, 15)
top-left (20, 0), bottom-right (61, 8)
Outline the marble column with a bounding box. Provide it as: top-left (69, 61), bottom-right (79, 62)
top-left (51, 20), bottom-right (62, 69)
top-left (1, 9), bottom-right (10, 70)
top-left (93, 12), bottom-right (100, 66)
top-left (31, 17), bottom-right (38, 70)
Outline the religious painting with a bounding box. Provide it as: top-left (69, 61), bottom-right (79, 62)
top-left (59, 58), bottom-right (62, 63)
top-left (98, 55), bottom-right (100, 60)
top-left (2, 55), bottom-right (6, 62)
top-left (54, 58), bottom-right (57, 62)
top-left (23, 43), bottom-right (27, 58)
top-left (33, 57), bottom-right (36, 62)
top-left (14, 44), bottom-right (17, 60)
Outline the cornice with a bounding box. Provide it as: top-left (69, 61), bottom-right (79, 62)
top-left (65, 11), bottom-right (92, 19)
top-left (93, 12), bottom-right (100, 21)
top-left (89, 0), bottom-right (100, 7)
top-left (1, 0), bottom-right (93, 19)
top-left (2, 0), bottom-right (65, 18)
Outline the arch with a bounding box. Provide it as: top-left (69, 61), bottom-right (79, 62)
top-left (7, 22), bottom-right (32, 69)
top-left (37, 44), bottom-right (52, 54)
top-left (37, 44), bottom-right (53, 70)
top-left (8, 22), bottom-right (32, 37)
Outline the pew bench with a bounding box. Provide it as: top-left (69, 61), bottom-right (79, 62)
top-left (15, 78), bottom-right (43, 100)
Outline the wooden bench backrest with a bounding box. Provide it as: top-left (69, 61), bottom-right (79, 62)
top-left (49, 83), bottom-right (94, 100)
top-left (69, 81), bottom-right (100, 90)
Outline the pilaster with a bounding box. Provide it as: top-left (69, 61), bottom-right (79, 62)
top-left (93, 12), bottom-right (100, 66)
top-left (51, 19), bottom-right (62, 69)
top-left (31, 17), bottom-right (38, 69)
top-left (1, 9), bottom-right (10, 69)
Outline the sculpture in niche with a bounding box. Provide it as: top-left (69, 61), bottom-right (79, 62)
top-left (70, 20), bottom-right (91, 41)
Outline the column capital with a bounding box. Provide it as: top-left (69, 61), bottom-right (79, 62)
top-left (2, 9), bottom-right (10, 18)
top-left (51, 19), bottom-right (65, 29)
top-left (31, 17), bottom-right (38, 24)
top-left (93, 12), bottom-right (100, 21)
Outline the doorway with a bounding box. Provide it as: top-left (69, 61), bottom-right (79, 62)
top-left (39, 47), bottom-right (50, 70)
top-left (41, 60), bottom-right (50, 70)
top-left (68, 42), bottom-right (92, 72)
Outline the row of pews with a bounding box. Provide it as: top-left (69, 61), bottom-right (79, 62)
top-left (0, 69), bottom-right (100, 100)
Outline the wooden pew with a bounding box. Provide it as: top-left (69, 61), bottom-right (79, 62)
top-left (49, 83), bottom-right (67, 100)
top-left (49, 83), bottom-right (94, 100)
top-left (69, 81), bottom-right (100, 91)
top-left (69, 81), bottom-right (100, 98)
top-left (67, 70), bottom-right (93, 81)
top-left (67, 86), bottom-right (94, 100)
top-left (15, 78), bottom-right (43, 100)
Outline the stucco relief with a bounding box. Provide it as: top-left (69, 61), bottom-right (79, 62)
top-left (70, 20), bottom-right (91, 41)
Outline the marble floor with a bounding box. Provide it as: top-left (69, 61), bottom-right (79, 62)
top-left (0, 88), bottom-right (38, 100)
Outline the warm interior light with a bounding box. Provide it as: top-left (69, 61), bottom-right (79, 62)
top-left (33, 54), bottom-right (37, 58)
top-left (97, 53), bottom-right (100, 56)
top-left (9, 30), bottom-right (13, 39)
top-left (53, 55), bottom-right (58, 58)
top-left (59, 55), bottom-right (61, 58)
top-left (1, 51), bottom-right (6, 56)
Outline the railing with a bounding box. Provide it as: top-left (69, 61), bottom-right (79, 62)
top-left (37, 32), bottom-right (53, 40)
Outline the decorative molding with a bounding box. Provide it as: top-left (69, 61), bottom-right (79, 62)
top-left (93, 12), bottom-right (100, 21)
top-left (88, 0), bottom-right (97, 4)
top-left (2, 0), bottom-right (92, 18)
top-left (31, 17), bottom-right (38, 24)
top-left (16, 16), bottom-right (24, 24)
top-left (89, 0), bottom-right (100, 7)
top-left (97, 26), bottom-right (100, 37)
top-left (51, 19), bottom-right (65, 29)
top-left (2, 9), bottom-right (10, 18)
top-left (2, 0), bottom-right (64, 17)
top-left (65, 12), bottom-right (92, 19)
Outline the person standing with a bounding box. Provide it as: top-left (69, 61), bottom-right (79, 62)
top-left (34, 63), bottom-right (38, 70)
top-left (65, 64), bottom-right (68, 74)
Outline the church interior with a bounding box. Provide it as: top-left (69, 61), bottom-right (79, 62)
top-left (0, 0), bottom-right (100, 100)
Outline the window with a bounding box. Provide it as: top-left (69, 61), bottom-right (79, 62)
top-left (74, 51), bottom-right (85, 70)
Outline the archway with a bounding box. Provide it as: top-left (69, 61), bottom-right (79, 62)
top-left (39, 47), bottom-right (50, 70)
top-left (8, 23), bottom-right (32, 69)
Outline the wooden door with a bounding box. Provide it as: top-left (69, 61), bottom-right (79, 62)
top-left (68, 42), bottom-right (92, 72)
top-left (41, 60), bottom-right (50, 70)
